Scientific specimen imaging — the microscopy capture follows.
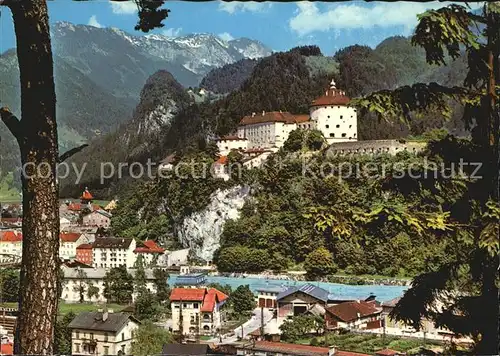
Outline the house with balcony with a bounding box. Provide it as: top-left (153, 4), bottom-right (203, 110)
top-left (68, 310), bottom-right (140, 356)
top-left (169, 287), bottom-right (228, 336)
top-left (92, 237), bottom-right (136, 269)
top-left (133, 239), bottom-right (166, 266)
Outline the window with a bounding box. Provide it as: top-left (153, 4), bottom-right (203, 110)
top-left (75, 331), bottom-right (80, 339)
top-left (104, 346), bottom-right (109, 355)
top-left (193, 303), bottom-right (199, 309)
top-left (90, 333), bottom-right (94, 340)
top-left (340, 115), bottom-right (343, 119)
top-left (104, 333), bottom-right (108, 342)
top-left (330, 133), bottom-right (335, 138)
top-left (122, 332), bottom-right (125, 341)
top-left (336, 124), bottom-right (340, 128)
top-left (75, 344), bottom-right (80, 353)
top-left (325, 125), bottom-right (329, 129)
top-left (327, 115), bottom-right (330, 118)
top-left (342, 133), bottom-right (347, 137)
top-left (122, 345), bottom-right (126, 352)
top-left (183, 303), bottom-right (187, 308)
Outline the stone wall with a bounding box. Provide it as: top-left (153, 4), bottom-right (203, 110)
top-left (325, 139), bottom-right (427, 157)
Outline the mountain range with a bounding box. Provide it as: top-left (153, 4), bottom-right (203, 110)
top-left (0, 21), bottom-right (272, 191)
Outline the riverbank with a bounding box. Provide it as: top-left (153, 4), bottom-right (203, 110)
top-left (207, 271), bottom-right (412, 287)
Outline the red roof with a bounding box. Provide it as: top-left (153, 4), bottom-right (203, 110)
top-left (294, 114), bottom-right (311, 123)
top-left (215, 156), bottom-right (228, 165)
top-left (67, 203), bottom-right (101, 212)
top-left (239, 111), bottom-right (298, 126)
top-left (326, 301), bottom-right (381, 322)
top-left (311, 87), bottom-right (351, 107)
top-left (76, 243), bottom-right (93, 250)
top-left (134, 240), bottom-right (165, 253)
top-left (81, 189), bottom-right (93, 200)
top-left (375, 349), bottom-right (403, 356)
top-left (201, 288), bottom-right (229, 312)
top-left (246, 341), bottom-right (370, 356)
top-left (60, 232), bottom-right (81, 242)
top-left (0, 343), bottom-right (13, 355)
top-left (169, 288), bottom-right (206, 302)
top-left (0, 231), bottom-right (22, 242)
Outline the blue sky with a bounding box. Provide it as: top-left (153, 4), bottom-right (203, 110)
top-left (0, 1), bottom-right (484, 56)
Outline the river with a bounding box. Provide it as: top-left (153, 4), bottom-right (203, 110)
top-left (167, 274), bottom-right (407, 302)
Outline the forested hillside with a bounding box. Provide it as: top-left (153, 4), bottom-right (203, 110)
top-left (199, 59), bottom-right (259, 94)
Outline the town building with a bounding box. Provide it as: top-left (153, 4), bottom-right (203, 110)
top-left (255, 286), bottom-right (287, 309)
top-left (169, 287), bottom-right (228, 336)
top-left (82, 210), bottom-right (112, 229)
top-left (92, 237), bottom-right (136, 269)
top-left (166, 248), bottom-right (190, 267)
top-left (76, 243), bottom-right (93, 265)
top-left (216, 136), bottom-right (249, 156)
top-left (133, 240), bottom-right (166, 266)
top-left (68, 310), bottom-right (140, 356)
top-left (59, 232), bottom-right (84, 260)
top-left (235, 341), bottom-right (370, 356)
top-left (61, 266), bottom-right (157, 303)
top-left (309, 79), bottom-right (357, 145)
top-left (324, 300), bottom-right (383, 330)
top-left (0, 231), bottom-right (22, 263)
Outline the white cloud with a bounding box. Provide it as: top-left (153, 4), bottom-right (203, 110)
top-left (162, 27), bottom-right (182, 37)
top-left (218, 1), bottom-right (272, 14)
top-left (110, 1), bottom-right (138, 15)
top-left (218, 32), bottom-right (234, 42)
top-left (289, 1), bottom-right (484, 36)
top-left (87, 15), bottom-right (103, 28)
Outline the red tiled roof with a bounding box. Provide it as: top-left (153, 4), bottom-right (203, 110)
top-left (326, 301), bottom-right (381, 322)
top-left (0, 218), bottom-right (22, 223)
top-left (169, 288), bottom-right (206, 302)
top-left (336, 351), bottom-right (372, 356)
top-left (60, 232), bottom-right (81, 242)
top-left (201, 288), bottom-right (229, 312)
top-left (0, 231), bottom-right (22, 242)
top-left (216, 156), bottom-right (228, 165)
top-left (239, 111), bottom-right (298, 126)
top-left (134, 240), bottom-right (165, 253)
top-left (311, 88), bottom-right (351, 107)
top-left (77, 243), bottom-right (93, 250)
top-left (217, 135), bottom-right (247, 141)
top-left (375, 349), bottom-right (403, 356)
top-left (0, 343), bottom-right (13, 355)
top-left (81, 189), bottom-right (93, 200)
top-left (68, 203), bottom-right (101, 212)
top-left (247, 341), bottom-right (330, 356)
top-left (294, 114), bottom-right (311, 123)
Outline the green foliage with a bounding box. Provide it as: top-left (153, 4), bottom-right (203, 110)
top-left (200, 58), bottom-right (258, 94)
top-left (134, 289), bottom-right (164, 322)
top-left (103, 266), bottom-right (134, 304)
top-left (303, 247), bottom-right (337, 280)
top-left (0, 268), bottom-right (19, 302)
top-left (153, 268), bottom-right (170, 303)
top-left (134, 254), bottom-right (147, 294)
top-left (54, 311), bottom-right (76, 355)
top-left (130, 321), bottom-right (173, 356)
top-left (283, 129), bottom-right (325, 152)
top-left (289, 45), bottom-right (323, 57)
top-left (280, 315), bottom-right (323, 342)
top-left (214, 245), bottom-right (270, 273)
top-left (230, 285), bottom-right (255, 317)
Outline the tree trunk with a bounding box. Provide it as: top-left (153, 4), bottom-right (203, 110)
top-left (4, 0), bottom-right (60, 354)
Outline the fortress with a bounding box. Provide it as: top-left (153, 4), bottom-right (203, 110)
top-left (212, 79), bottom-right (427, 177)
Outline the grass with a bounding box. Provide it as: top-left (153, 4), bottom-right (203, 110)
top-left (1, 302), bottom-right (127, 315)
top-left (294, 332), bottom-right (443, 355)
top-left (0, 173), bottom-right (21, 202)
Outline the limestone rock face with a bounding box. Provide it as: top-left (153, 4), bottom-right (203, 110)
top-left (177, 185), bottom-right (251, 261)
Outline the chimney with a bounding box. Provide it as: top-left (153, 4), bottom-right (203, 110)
top-left (328, 346), bottom-right (336, 356)
top-left (102, 310), bottom-right (109, 322)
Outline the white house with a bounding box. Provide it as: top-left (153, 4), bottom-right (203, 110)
top-left (216, 135), bottom-right (249, 156)
top-left (0, 231), bottom-right (22, 263)
top-left (133, 240), bottom-right (166, 267)
top-left (166, 248), bottom-right (190, 267)
top-left (61, 266), bottom-right (158, 303)
top-left (92, 237), bottom-right (137, 269)
top-left (325, 300), bottom-right (383, 330)
top-left (83, 210), bottom-right (112, 229)
top-left (169, 287), bottom-right (228, 336)
top-left (309, 79), bottom-right (358, 145)
top-left (68, 310), bottom-right (140, 356)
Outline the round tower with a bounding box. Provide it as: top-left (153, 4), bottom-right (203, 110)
top-left (309, 79), bottom-right (357, 144)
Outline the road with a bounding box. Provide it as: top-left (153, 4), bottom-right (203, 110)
top-left (208, 307), bottom-right (274, 344)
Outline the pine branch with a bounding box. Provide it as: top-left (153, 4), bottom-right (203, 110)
top-left (0, 107), bottom-right (22, 140)
top-left (58, 144), bottom-right (89, 163)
